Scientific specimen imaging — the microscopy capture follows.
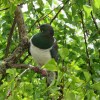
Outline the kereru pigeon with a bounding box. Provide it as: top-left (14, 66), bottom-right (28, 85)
top-left (29, 24), bottom-right (58, 85)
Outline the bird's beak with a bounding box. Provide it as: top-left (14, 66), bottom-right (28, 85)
top-left (37, 26), bottom-right (40, 29)
top-left (37, 23), bottom-right (41, 29)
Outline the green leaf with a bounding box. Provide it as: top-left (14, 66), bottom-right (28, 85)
top-left (64, 90), bottom-right (75, 100)
top-left (75, 0), bottom-right (85, 7)
top-left (70, 61), bottom-right (81, 71)
top-left (86, 90), bottom-right (98, 100)
top-left (83, 71), bottom-right (91, 82)
top-left (37, 0), bottom-right (44, 9)
top-left (42, 59), bottom-right (58, 71)
top-left (83, 5), bottom-right (92, 18)
top-left (48, 0), bottom-right (52, 6)
top-left (59, 48), bottom-right (69, 59)
top-left (3, 0), bottom-right (9, 6)
top-left (91, 82), bottom-right (100, 90)
top-left (9, 3), bottom-right (16, 14)
top-left (93, 0), bottom-right (100, 9)
top-left (6, 68), bottom-right (18, 77)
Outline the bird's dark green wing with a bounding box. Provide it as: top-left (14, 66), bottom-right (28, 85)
top-left (50, 40), bottom-right (58, 62)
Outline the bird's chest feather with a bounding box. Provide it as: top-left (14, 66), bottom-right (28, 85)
top-left (30, 42), bottom-right (52, 67)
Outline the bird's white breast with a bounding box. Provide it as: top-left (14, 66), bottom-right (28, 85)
top-left (30, 40), bottom-right (52, 67)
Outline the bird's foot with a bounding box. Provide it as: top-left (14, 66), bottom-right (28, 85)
top-left (40, 69), bottom-right (48, 77)
top-left (32, 67), bottom-right (48, 77)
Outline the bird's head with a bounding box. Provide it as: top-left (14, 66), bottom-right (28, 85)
top-left (39, 24), bottom-right (54, 36)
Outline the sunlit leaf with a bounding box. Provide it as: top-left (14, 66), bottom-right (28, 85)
top-left (69, 61), bottom-right (81, 71)
top-left (83, 71), bottom-right (91, 82)
top-left (83, 5), bottom-right (92, 18)
top-left (64, 90), bottom-right (76, 100)
top-left (91, 82), bottom-right (100, 90)
top-left (48, 0), bottom-right (52, 6)
top-left (37, 0), bottom-right (44, 9)
top-left (93, 0), bottom-right (100, 8)
top-left (86, 90), bottom-right (98, 100)
top-left (42, 59), bottom-right (58, 71)
top-left (59, 48), bottom-right (69, 59)
top-left (6, 68), bottom-right (18, 77)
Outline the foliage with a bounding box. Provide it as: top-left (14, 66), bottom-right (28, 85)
top-left (0, 0), bottom-right (100, 99)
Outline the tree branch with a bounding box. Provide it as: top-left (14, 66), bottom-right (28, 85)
top-left (15, 6), bottom-right (28, 43)
top-left (0, 60), bottom-right (47, 80)
top-left (7, 63), bottom-right (47, 76)
top-left (5, 17), bottom-right (16, 58)
top-left (2, 6), bottom-right (28, 75)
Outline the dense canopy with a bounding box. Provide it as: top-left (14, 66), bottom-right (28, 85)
top-left (0, 0), bottom-right (100, 99)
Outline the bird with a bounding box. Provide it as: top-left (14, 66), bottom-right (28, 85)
top-left (29, 24), bottom-right (58, 85)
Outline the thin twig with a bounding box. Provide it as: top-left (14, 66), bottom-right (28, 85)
top-left (5, 17), bottom-right (16, 58)
top-left (50, 6), bottom-right (64, 24)
top-left (88, 0), bottom-right (99, 31)
top-left (80, 11), bottom-right (92, 75)
top-left (0, 7), bottom-right (9, 11)
top-left (90, 12), bottom-right (99, 31)
top-left (16, 68), bottom-right (30, 79)
top-left (50, 0), bottom-right (70, 24)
